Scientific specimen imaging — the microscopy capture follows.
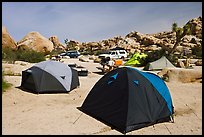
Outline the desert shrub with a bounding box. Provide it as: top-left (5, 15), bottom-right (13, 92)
top-left (2, 71), bottom-right (12, 93)
top-left (2, 47), bottom-right (17, 63)
top-left (2, 80), bottom-right (12, 93)
top-left (94, 50), bottom-right (108, 56)
top-left (191, 46), bottom-right (202, 58)
top-left (81, 48), bottom-right (94, 55)
top-left (137, 57), bottom-right (148, 67)
top-left (16, 49), bottom-right (46, 63)
top-left (166, 54), bottom-right (178, 65)
top-left (142, 49), bottom-right (166, 66)
top-left (3, 47), bottom-right (46, 63)
top-left (80, 51), bottom-right (89, 55)
top-left (3, 69), bottom-right (21, 76)
top-left (49, 49), bottom-right (64, 57)
top-left (140, 49), bottom-right (178, 67)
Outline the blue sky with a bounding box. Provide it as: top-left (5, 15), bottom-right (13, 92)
top-left (2, 2), bottom-right (202, 43)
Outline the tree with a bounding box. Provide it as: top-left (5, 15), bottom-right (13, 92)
top-left (64, 38), bottom-right (69, 45)
top-left (170, 22), bottom-right (192, 54)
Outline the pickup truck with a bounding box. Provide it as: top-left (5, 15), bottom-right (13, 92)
top-left (98, 50), bottom-right (128, 59)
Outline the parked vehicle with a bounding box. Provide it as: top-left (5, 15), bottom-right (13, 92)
top-left (60, 50), bottom-right (81, 58)
top-left (98, 49), bottom-right (128, 59)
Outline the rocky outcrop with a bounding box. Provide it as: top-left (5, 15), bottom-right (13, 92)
top-left (185, 16), bottom-right (202, 39)
top-left (72, 16), bottom-right (201, 58)
top-left (66, 40), bottom-right (81, 50)
top-left (49, 36), bottom-right (66, 51)
top-left (2, 26), bottom-right (17, 50)
top-left (158, 68), bottom-right (202, 83)
top-left (3, 17), bottom-right (201, 59)
top-left (17, 31), bottom-right (54, 53)
top-left (195, 59), bottom-right (202, 66)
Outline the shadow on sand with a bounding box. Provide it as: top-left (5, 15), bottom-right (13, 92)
top-left (92, 71), bottom-right (106, 75)
top-left (16, 86), bottom-right (70, 94)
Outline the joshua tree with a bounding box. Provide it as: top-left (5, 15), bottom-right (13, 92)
top-left (170, 22), bottom-right (192, 54)
top-left (64, 38), bottom-right (69, 46)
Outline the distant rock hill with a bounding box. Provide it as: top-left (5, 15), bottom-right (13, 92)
top-left (2, 29), bottom-right (66, 53)
top-left (17, 31), bottom-right (54, 53)
top-left (76, 16), bottom-right (202, 56)
top-left (2, 16), bottom-right (202, 57)
top-left (2, 26), bottom-right (17, 50)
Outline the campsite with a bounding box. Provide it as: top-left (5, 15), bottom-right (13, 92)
top-left (2, 57), bottom-right (202, 135)
top-left (2, 3), bottom-right (202, 134)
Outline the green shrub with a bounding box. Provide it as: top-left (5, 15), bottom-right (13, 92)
top-left (165, 54), bottom-right (178, 65)
top-left (81, 49), bottom-right (94, 55)
top-left (94, 50), bottom-right (107, 56)
top-left (2, 47), bottom-right (46, 63)
top-left (49, 49), bottom-right (64, 57)
top-left (2, 80), bottom-right (12, 93)
top-left (2, 47), bottom-right (17, 63)
top-left (191, 46), bottom-right (202, 58)
top-left (2, 71), bottom-right (12, 93)
top-left (140, 49), bottom-right (178, 67)
top-left (143, 49), bottom-right (166, 66)
top-left (16, 49), bottom-right (46, 63)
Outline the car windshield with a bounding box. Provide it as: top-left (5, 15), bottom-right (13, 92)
top-left (119, 51), bottom-right (125, 54)
top-left (111, 52), bottom-right (116, 55)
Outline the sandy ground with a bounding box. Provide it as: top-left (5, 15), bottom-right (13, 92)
top-left (2, 58), bottom-right (202, 135)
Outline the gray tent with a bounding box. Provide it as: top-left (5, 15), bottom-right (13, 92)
top-left (20, 60), bottom-right (80, 93)
top-left (144, 56), bottom-right (175, 71)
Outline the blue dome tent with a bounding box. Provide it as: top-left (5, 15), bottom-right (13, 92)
top-left (78, 67), bottom-right (174, 134)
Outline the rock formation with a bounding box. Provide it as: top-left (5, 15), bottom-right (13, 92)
top-left (158, 68), bottom-right (202, 83)
top-left (72, 17), bottom-right (202, 60)
top-left (17, 31), bottom-right (54, 53)
top-left (2, 17), bottom-right (202, 59)
top-left (185, 16), bottom-right (202, 39)
top-left (2, 26), bottom-right (17, 50)
top-left (49, 36), bottom-right (66, 51)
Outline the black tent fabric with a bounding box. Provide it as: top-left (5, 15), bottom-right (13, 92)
top-left (20, 60), bottom-right (80, 93)
top-left (78, 67), bottom-right (174, 134)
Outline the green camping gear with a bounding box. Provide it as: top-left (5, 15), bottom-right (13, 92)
top-left (125, 53), bottom-right (147, 66)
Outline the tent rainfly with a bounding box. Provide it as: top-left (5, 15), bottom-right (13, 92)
top-left (20, 60), bottom-right (80, 93)
top-left (144, 56), bottom-right (175, 71)
top-left (124, 52), bottom-right (148, 66)
top-left (78, 67), bottom-right (174, 134)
